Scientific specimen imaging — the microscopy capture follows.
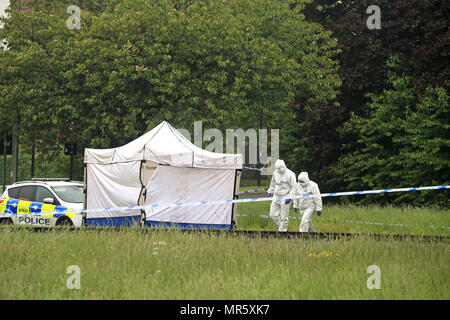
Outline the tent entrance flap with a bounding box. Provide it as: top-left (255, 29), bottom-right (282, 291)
top-left (141, 161), bottom-right (158, 188)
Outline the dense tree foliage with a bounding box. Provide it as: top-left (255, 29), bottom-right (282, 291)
top-left (333, 57), bottom-right (449, 206)
top-left (0, 0), bottom-right (340, 148)
top-left (304, 0), bottom-right (449, 111)
top-left (299, 0), bottom-right (449, 193)
top-left (0, 0), bottom-right (448, 206)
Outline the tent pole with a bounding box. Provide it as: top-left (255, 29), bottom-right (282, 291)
top-left (139, 160), bottom-right (147, 228)
top-left (230, 169), bottom-right (241, 230)
top-left (83, 163), bottom-right (87, 226)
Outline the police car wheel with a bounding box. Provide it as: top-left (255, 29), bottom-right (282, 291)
top-left (0, 218), bottom-right (13, 224)
top-left (55, 216), bottom-right (73, 226)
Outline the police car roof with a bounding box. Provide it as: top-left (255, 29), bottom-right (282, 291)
top-left (12, 179), bottom-right (84, 187)
top-left (45, 181), bottom-right (84, 187)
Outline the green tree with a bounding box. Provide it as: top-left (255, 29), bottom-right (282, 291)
top-left (333, 57), bottom-right (449, 206)
top-left (299, 0), bottom-right (450, 193)
top-left (224, 0), bottom-right (341, 184)
top-left (1, 0), bottom-right (341, 180)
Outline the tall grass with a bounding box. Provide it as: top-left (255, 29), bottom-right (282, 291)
top-left (1, 192), bottom-right (449, 300)
top-left (236, 202), bottom-right (450, 236)
top-left (0, 227), bottom-right (448, 299)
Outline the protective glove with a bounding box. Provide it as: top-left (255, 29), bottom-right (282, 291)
top-left (285, 199), bottom-right (291, 204)
top-left (294, 208), bottom-right (297, 214)
top-left (317, 210), bottom-right (322, 216)
top-left (267, 193), bottom-right (272, 198)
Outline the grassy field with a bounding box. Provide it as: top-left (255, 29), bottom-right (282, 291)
top-left (237, 200), bottom-right (450, 236)
top-left (0, 188), bottom-right (449, 300)
top-left (0, 227), bottom-right (448, 300)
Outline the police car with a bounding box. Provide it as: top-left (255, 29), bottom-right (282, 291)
top-left (0, 178), bottom-right (84, 227)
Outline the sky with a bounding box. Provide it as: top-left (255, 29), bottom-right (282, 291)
top-left (0, 0), bottom-right (8, 49)
top-left (0, 0), bottom-right (10, 27)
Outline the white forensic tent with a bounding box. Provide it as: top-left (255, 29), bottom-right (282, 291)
top-left (83, 121), bottom-right (243, 229)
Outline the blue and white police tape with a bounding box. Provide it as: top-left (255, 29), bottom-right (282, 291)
top-left (239, 188), bottom-right (269, 194)
top-left (237, 214), bottom-right (450, 230)
top-left (1, 184), bottom-right (449, 218)
top-left (338, 219), bottom-right (450, 230)
top-left (242, 166), bottom-right (264, 171)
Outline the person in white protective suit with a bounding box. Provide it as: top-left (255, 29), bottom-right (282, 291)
top-left (292, 172), bottom-right (322, 233)
top-left (267, 159), bottom-right (297, 232)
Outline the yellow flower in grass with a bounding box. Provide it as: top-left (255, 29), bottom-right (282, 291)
top-left (309, 251), bottom-right (340, 259)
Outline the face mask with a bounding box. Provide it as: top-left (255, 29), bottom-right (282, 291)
top-left (300, 182), bottom-right (307, 187)
top-left (278, 167), bottom-right (286, 174)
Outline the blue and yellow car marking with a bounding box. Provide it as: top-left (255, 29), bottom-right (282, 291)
top-left (0, 196), bottom-right (75, 226)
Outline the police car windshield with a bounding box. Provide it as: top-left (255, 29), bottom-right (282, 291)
top-left (52, 185), bottom-right (84, 203)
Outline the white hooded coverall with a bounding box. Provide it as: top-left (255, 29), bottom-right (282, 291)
top-left (292, 172), bottom-right (322, 233)
top-left (268, 160), bottom-right (297, 232)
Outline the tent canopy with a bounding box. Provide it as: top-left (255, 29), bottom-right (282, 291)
top-left (84, 121), bottom-right (242, 169)
top-left (83, 121), bottom-right (243, 229)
